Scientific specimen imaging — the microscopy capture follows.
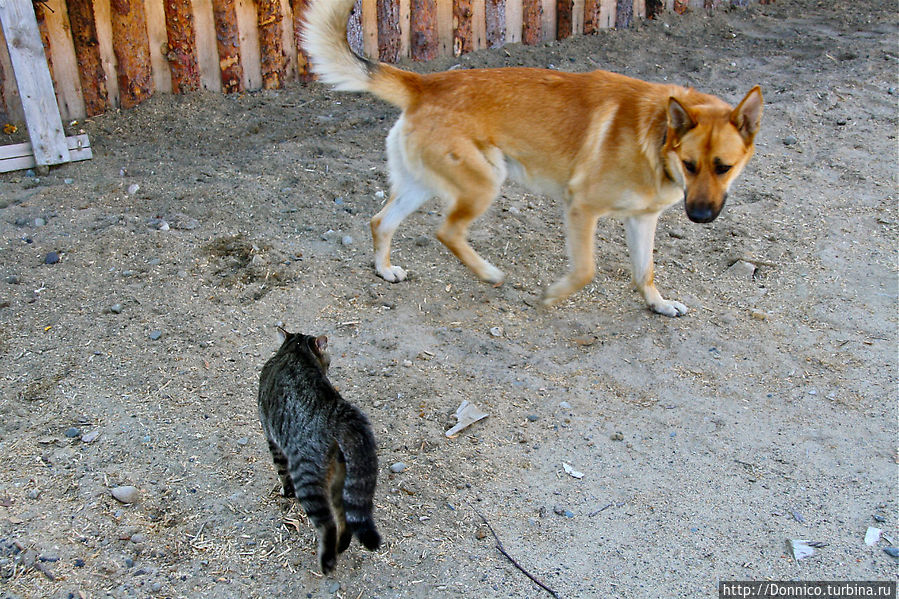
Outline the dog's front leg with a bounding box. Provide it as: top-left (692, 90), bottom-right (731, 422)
top-left (624, 213), bottom-right (688, 317)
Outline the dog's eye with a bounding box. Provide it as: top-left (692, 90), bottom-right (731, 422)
top-left (682, 160), bottom-right (697, 174)
top-left (715, 164), bottom-right (732, 175)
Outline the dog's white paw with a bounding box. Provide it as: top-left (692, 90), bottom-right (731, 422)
top-left (482, 264), bottom-right (505, 286)
top-left (651, 300), bottom-right (688, 317)
top-left (377, 265), bottom-right (407, 283)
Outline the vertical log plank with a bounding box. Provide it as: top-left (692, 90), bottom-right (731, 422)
top-left (144, 0), bottom-right (173, 94)
top-left (68, 0), bottom-right (110, 114)
top-left (211, 0), bottom-right (244, 92)
top-left (192, 0), bottom-right (222, 91)
top-left (377, 0), bottom-right (401, 62)
top-left (42, 0), bottom-right (87, 119)
top-left (437, 0), bottom-right (453, 54)
top-left (163, 0), bottom-right (201, 93)
top-left (615, 0), bottom-right (632, 27)
top-left (291, 0), bottom-right (314, 80)
top-left (453, 0), bottom-right (473, 56)
top-left (256, 0), bottom-right (286, 87)
top-left (521, 0), bottom-right (540, 44)
top-left (109, 0), bottom-right (154, 108)
top-left (484, 0), bottom-right (504, 48)
top-left (583, 0), bottom-right (597, 33)
top-left (361, 0), bottom-right (377, 58)
top-left (410, 0), bottom-right (438, 60)
top-left (556, 0), bottom-right (572, 38)
top-left (599, 0), bottom-right (615, 28)
top-left (347, 0), bottom-right (364, 56)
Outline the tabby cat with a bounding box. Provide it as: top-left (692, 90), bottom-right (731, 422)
top-left (258, 328), bottom-right (381, 573)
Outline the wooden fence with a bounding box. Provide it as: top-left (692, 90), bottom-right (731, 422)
top-left (0, 0), bottom-right (767, 122)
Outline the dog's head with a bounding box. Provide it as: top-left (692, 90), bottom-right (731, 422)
top-left (664, 87), bottom-right (763, 223)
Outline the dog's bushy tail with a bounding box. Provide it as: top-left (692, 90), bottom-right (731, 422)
top-left (301, 0), bottom-right (417, 109)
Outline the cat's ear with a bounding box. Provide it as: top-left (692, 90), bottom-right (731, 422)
top-left (314, 336), bottom-right (328, 355)
top-left (276, 326), bottom-right (289, 343)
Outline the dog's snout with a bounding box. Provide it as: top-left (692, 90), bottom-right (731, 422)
top-left (685, 193), bottom-right (726, 224)
top-left (686, 206), bottom-right (717, 223)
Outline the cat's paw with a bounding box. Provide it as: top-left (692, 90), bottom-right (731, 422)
top-left (320, 552), bottom-right (337, 574)
top-left (355, 525), bottom-right (381, 551)
top-left (337, 529), bottom-right (352, 553)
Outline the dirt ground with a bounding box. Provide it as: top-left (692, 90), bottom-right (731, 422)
top-left (0, 1), bottom-right (896, 597)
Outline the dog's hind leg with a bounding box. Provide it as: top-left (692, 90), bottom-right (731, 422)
top-left (435, 147), bottom-right (506, 284)
top-left (624, 212), bottom-right (688, 317)
top-left (543, 199), bottom-right (601, 305)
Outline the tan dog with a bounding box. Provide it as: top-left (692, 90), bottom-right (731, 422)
top-left (303, 0), bottom-right (763, 316)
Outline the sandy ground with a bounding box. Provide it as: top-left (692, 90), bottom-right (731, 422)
top-left (0, 1), bottom-right (896, 597)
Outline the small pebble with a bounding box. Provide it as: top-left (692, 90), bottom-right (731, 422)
top-left (147, 257), bottom-right (161, 266)
top-left (389, 462), bottom-right (406, 473)
top-left (27, 489), bottom-right (40, 500)
top-left (109, 303), bottom-right (123, 314)
top-left (130, 533), bottom-right (146, 544)
top-left (25, 169), bottom-right (36, 178)
top-left (73, 558), bottom-right (85, 567)
top-left (559, 401), bottom-right (571, 410)
top-left (402, 359), bottom-right (412, 367)
top-left (148, 330), bottom-right (162, 341)
top-left (414, 235), bottom-right (431, 247)
top-left (64, 178), bottom-right (74, 185)
top-left (526, 414), bottom-right (539, 422)
top-left (489, 326), bottom-right (503, 337)
top-left (884, 547), bottom-right (899, 558)
top-left (611, 431), bottom-right (624, 441)
top-left (64, 427), bottom-right (82, 438)
top-left (553, 506), bottom-right (574, 518)
top-left (5, 275), bottom-right (20, 285)
top-left (111, 486), bottom-right (140, 504)
top-left (873, 514), bottom-right (886, 523)
top-left (783, 135), bottom-right (798, 146)
top-left (81, 430), bottom-right (100, 443)
top-left (124, 557), bottom-right (134, 568)
top-left (328, 582), bottom-right (340, 593)
top-left (44, 251), bottom-right (60, 265)
top-left (33, 217), bottom-right (46, 227)
top-left (236, 437), bottom-right (249, 446)
top-left (341, 235), bottom-right (353, 246)
top-left (127, 184), bottom-right (140, 195)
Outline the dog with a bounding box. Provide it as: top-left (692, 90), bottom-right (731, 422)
top-left (302, 0), bottom-right (763, 316)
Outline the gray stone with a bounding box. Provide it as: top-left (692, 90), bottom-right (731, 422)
top-left (33, 217), bottom-right (46, 227)
top-left (44, 252), bottom-right (60, 265)
top-left (109, 303), bottom-right (123, 314)
top-left (726, 260), bottom-right (756, 280)
top-left (64, 427), bottom-right (82, 438)
top-left (341, 235), bottom-right (354, 246)
top-left (389, 462), bottom-right (406, 473)
top-left (148, 330), bottom-right (162, 341)
top-left (111, 486), bottom-right (140, 504)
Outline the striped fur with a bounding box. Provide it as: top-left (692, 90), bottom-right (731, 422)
top-left (258, 330), bottom-right (380, 574)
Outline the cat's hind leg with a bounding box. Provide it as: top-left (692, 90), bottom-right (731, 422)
top-left (288, 454), bottom-right (339, 573)
top-left (328, 453), bottom-right (352, 553)
top-left (267, 439), bottom-right (295, 498)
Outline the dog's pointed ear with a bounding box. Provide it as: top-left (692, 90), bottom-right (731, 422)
top-left (314, 335), bottom-right (328, 354)
top-left (667, 97), bottom-right (696, 138)
top-left (276, 325), bottom-right (289, 343)
top-left (731, 86), bottom-right (764, 142)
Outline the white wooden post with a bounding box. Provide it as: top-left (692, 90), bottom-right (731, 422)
top-left (0, 0), bottom-right (70, 166)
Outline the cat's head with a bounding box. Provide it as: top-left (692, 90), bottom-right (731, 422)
top-left (277, 327), bottom-right (331, 373)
